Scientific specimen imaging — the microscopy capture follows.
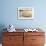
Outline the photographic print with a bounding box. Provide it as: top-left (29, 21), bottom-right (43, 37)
top-left (17, 7), bottom-right (34, 19)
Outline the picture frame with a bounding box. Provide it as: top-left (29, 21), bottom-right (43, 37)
top-left (17, 7), bottom-right (34, 19)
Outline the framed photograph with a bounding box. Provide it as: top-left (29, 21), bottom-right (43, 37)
top-left (17, 7), bottom-right (34, 19)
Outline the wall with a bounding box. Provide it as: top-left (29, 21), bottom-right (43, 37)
top-left (0, 0), bottom-right (46, 29)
